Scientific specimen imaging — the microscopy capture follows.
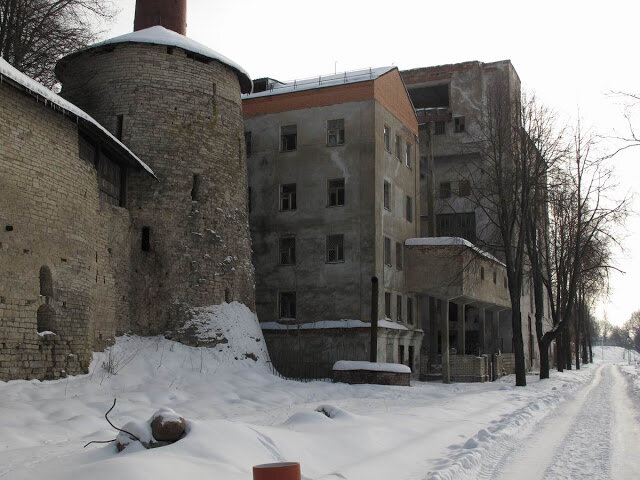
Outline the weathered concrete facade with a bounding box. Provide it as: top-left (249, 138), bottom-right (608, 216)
top-left (244, 68), bottom-right (423, 377)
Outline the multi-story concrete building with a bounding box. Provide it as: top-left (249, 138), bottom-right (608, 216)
top-left (401, 61), bottom-right (548, 375)
top-left (243, 68), bottom-right (424, 377)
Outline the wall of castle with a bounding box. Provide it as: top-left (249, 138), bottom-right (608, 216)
top-left (0, 82), bottom-right (133, 380)
top-left (57, 44), bottom-right (255, 335)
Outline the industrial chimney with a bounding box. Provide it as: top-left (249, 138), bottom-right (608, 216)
top-left (134, 0), bottom-right (187, 35)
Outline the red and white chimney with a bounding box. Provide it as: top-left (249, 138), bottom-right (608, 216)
top-left (134, 0), bottom-right (187, 35)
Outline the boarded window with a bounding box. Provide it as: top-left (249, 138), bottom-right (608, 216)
top-left (78, 135), bottom-right (96, 165)
top-left (327, 178), bottom-right (345, 206)
top-left (436, 212), bottom-right (476, 243)
top-left (434, 121), bottom-right (445, 135)
top-left (439, 182), bottom-right (451, 199)
top-left (327, 119), bottom-right (344, 146)
top-left (279, 237), bottom-right (296, 265)
top-left (280, 292), bottom-right (296, 319)
top-left (281, 124), bottom-right (297, 151)
top-left (280, 183), bottom-right (296, 211)
top-left (454, 116), bottom-right (465, 133)
top-left (459, 180), bottom-right (471, 197)
top-left (326, 234), bottom-right (344, 262)
top-left (98, 151), bottom-right (124, 207)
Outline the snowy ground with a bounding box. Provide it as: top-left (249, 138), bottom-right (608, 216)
top-left (1, 334), bottom-right (638, 479)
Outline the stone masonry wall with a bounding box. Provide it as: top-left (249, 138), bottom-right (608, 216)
top-left (57, 43), bottom-right (255, 335)
top-left (0, 82), bottom-right (133, 380)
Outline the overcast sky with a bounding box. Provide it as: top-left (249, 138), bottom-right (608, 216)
top-left (108, 0), bottom-right (639, 326)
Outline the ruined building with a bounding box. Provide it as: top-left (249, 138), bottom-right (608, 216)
top-left (0, 0), bottom-right (254, 381)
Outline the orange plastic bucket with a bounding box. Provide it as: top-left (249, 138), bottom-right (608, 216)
top-left (253, 462), bottom-right (301, 480)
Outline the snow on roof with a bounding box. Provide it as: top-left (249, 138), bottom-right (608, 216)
top-left (260, 318), bottom-right (410, 331)
top-left (333, 360), bottom-right (411, 374)
top-left (405, 237), bottom-right (505, 266)
top-left (59, 26), bottom-right (252, 93)
top-left (243, 66), bottom-right (396, 99)
top-left (0, 58), bottom-right (154, 177)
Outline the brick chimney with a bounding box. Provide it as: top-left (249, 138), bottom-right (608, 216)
top-left (134, 0), bottom-right (187, 35)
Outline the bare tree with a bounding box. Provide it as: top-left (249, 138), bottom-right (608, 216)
top-left (0, 0), bottom-right (115, 87)
top-left (607, 92), bottom-right (640, 157)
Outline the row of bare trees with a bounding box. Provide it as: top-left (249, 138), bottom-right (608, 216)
top-left (469, 79), bottom-right (628, 385)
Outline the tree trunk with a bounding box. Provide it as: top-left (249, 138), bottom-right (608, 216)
top-left (539, 337), bottom-right (550, 379)
top-left (512, 308), bottom-right (527, 386)
top-left (557, 331), bottom-right (565, 372)
top-left (575, 311), bottom-right (581, 370)
top-left (564, 327), bottom-right (572, 370)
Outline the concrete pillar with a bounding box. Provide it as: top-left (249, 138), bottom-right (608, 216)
top-left (479, 307), bottom-right (486, 354)
top-left (441, 299), bottom-right (450, 384)
top-left (457, 302), bottom-right (465, 355)
top-left (428, 297), bottom-right (438, 360)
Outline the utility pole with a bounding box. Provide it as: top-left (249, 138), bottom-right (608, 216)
top-left (370, 277), bottom-right (378, 362)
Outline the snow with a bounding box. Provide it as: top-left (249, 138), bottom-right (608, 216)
top-left (406, 236), bottom-right (505, 266)
top-left (243, 66), bottom-right (395, 98)
top-left (333, 360), bottom-right (411, 373)
top-left (260, 318), bottom-right (409, 330)
top-left (0, 58), bottom-right (154, 177)
top-left (62, 26), bottom-right (251, 93)
top-left (0, 341), bottom-right (637, 480)
top-left (37, 331), bottom-right (56, 337)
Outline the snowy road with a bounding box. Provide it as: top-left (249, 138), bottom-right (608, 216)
top-left (475, 364), bottom-right (640, 480)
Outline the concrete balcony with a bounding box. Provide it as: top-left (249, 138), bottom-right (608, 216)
top-left (404, 237), bottom-right (510, 309)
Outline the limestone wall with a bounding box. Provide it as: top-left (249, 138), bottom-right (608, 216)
top-left (57, 43), bottom-right (255, 335)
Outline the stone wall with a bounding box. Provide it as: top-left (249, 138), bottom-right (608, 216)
top-left (57, 43), bottom-right (255, 335)
top-left (449, 354), bottom-right (489, 382)
top-left (0, 82), bottom-right (133, 380)
top-left (333, 369), bottom-right (410, 386)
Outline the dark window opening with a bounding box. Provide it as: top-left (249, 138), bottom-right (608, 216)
top-left (141, 227), bottom-right (151, 252)
top-left (280, 292), bottom-right (296, 319)
top-left (186, 51), bottom-right (210, 64)
top-left (37, 304), bottom-right (56, 333)
top-left (384, 237), bottom-right (392, 266)
top-left (39, 266), bottom-right (53, 297)
top-left (245, 131), bottom-right (252, 157)
top-left (225, 288), bottom-right (232, 303)
top-left (116, 114), bottom-right (124, 140)
top-left (407, 298), bottom-right (413, 325)
top-left (407, 83), bottom-right (449, 109)
top-left (281, 124), bottom-right (297, 152)
top-left (454, 116), bottom-right (465, 133)
top-left (406, 196), bottom-right (413, 222)
top-left (167, 46), bottom-right (174, 55)
top-left (434, 121), bottom-right (446, 135)
top-left (98, 151), bottom-right (125, 207)
top-left (405, 142), bottom-right (412, 168)
top-left (326, 234), bottom-right (344, 263)
top-left (384, 125), bottom-right (390, 152)
top-left (395, 134), bottom-right (402, 159)
top-left (493, 271), bottom-right (497, 284)
top-left (408, 345), bottom-right (415, 370)
top-left (384, 292), bottom-right (391, 318)
top-left (398, 344), bottom-right (405, 364)
top-left (327, 119), bottom-right (345, 146)
top-left (397, 295), bottom-right (402, 321)
top-left (327, 179), bottom-right (345, 206)
top-left (280, 183), bottom-right (296, 211)
top-left (459, 180), bottom-right (471, 197)
top-left (279, 237), bottom-right (296, 265)
top-left (481, 266), bottom-right (485, 280)
top-left (383, 181), bottom-right (391, 210)
top-left (396, 242), bottom-right (403, 270)
top-left (436, 212), bottom-right (476, 243)
top-left (191, 174), bottom-right (201, 201)
top-left (439, 182), bottom-right (451, 199)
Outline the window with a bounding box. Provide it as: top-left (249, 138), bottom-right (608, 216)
top-left (406, 196), bottom-right (413, 222)
top-left (396, 242), bottom-right (403, 270)
top-left (327, 179), bottom-right (345, 206)
top-left (436, 212), bottom-right (476, 243)
top-left (281, 124), bottom-right (297, 151)
top-left (504, 276), bottom-right (508, 289)
top-left (116, 114), bottom-right (124, 140)
top-left (481, 266), bottom-right (485, 280)
top-left (39, 266), bottom-right (53, 297)
top-left (244, 131), bottom-right (252, 157)
top-left (396, 295), bottom-right (402, 321)
top-left (280, 292), bottom-right (296, 319)
top-left (279, 237), bottom-right (296, 265)
top-left (327, 119), bottom-right (344, 146)
top-left (37, 304), bottom-right (56, 333)
top-left (141, 227), bottom-right (150, 252)
top-left (405, 142), bottom-right (412, 169)
top-left (395, 134), bottom-right (402, 159)
top-left (384, 237), bottom-right (392, 266)
top-left (326, 234), bottom-right (344, 263)
top-left (493, 271), bottom-right (497, 284)
top-left (459, 180), bottom-right (471, 197)
top-left (385, 292), bottom-right (391, 318)
top-left (98, 151), bottom-right (125, 207)
top-left (384, 125), bottom-right (390, 152)
top-left (454, 116), bottom-right (465, 133)
top-left (439, 182), bottom-right (451, 199)
top-left (280, 183), bottom-right (296, 211)
top-left (407, 298), bottom-right (413, 325)
top-left (398, 345), bottom-right (405, 364)
top-left (383, 181), bottom-right (391, 210)
top-left (191, 174), bottom-right (201, 201)
top-left (435, 121), bottom-right (445, 135)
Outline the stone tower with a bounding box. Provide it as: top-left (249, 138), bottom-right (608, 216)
top-left (55, 0), bottom-right (255, 335)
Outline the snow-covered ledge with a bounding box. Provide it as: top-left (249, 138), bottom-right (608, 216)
top-left (332, 360), bottom-right (411, 386)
